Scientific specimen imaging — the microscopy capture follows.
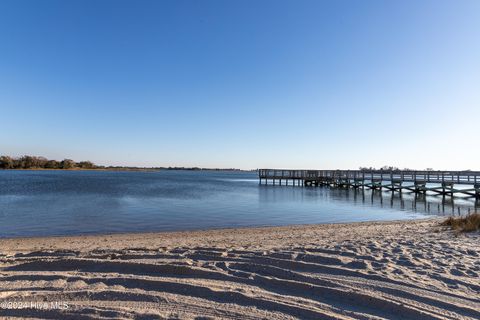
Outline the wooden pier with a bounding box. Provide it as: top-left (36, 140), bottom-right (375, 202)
top-left (258, 169), bottom-right (480, 198)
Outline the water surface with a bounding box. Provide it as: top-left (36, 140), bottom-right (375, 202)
top-left (0, 170), bottom-right (477, 238)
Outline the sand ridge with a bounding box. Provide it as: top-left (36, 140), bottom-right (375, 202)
top-left (0, 219), bottom-right (479, 319)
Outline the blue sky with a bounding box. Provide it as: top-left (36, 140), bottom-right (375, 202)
top-left (1, 0), bottom-right (479, 170)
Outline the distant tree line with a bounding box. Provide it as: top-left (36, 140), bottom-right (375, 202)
top-left (0, 155), bottom-right (97, 170)
top-left (162, 167), bottom-right (244, 171)
top-left (0, 155), bottom-right (248, 171)
top-left (359, 166), bottom-right (402, 172)
top-left (358, 166), bottom-right (438, 171)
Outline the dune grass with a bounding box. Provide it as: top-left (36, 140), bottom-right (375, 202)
top-left (441, 213), bottom-right (480, 232)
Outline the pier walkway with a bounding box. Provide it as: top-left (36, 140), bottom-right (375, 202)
top-left (258, 169), bottom-right (480, 198)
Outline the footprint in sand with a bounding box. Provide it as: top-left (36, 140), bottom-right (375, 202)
top-left (450, 268), bottom-right (466, 277)
top-left (344, 260), bottom-right (368, 269)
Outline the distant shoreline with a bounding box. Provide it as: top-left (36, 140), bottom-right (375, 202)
top-left (0, 167), bottom-right (159, 172)
top-left (0, 167), bottom-right (253, 172)
top-left (0, 155), bottom-right (253, 172)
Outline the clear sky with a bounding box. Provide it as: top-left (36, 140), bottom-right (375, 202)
top-left (1, 0), bottom-right (479, 170)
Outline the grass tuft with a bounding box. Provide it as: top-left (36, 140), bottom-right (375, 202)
top-left (441, 213), bottom-right (480, 232)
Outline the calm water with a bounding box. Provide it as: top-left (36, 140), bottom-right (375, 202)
top-left (0, 170), bottom-right (477, 238)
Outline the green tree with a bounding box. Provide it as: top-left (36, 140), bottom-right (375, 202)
top-left (61, 159), bottom-right (76, 169)
top-left (78, 161), bottom-right (95, 169)
top-left (45, 160), bottom-right (60, 169)
top-left (0, 156), bottom-right (14, 169)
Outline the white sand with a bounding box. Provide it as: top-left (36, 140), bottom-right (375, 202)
top-left (0, 219), bottom-right (479, 319)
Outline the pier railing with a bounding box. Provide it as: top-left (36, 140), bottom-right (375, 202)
top-left (258, 169), bottom-right (480, 185)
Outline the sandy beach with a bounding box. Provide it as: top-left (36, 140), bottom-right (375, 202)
top-left (1, 218), bottom-right (479, 319)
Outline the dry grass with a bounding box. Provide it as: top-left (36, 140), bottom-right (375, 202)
top-left (441, 213), bottom-right (480, 232)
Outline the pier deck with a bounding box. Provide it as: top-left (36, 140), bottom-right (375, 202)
top-left (258, 169), bottom-right (480, 198)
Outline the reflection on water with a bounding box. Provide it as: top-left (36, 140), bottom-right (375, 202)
top-left (0, 170), bottom-right (478, 238)
top-left (350, 188), bottom-right (478, 215)
top-left (259, 185), bottom-right (479, 218)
